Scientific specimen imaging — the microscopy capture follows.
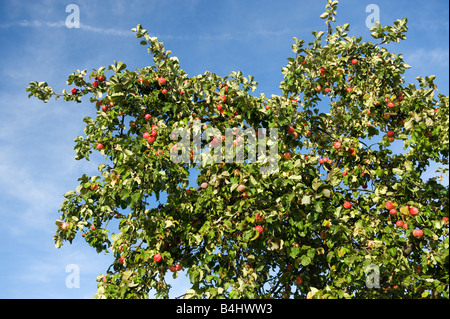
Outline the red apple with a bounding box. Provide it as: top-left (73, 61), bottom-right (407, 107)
top-left (409, 206), bottom-right (419, 216)
top-left (351, 58), bottom-right (358, 65)
top-left (334, 141), bottom-right (342, 150)
top-left (71, 88), bottom-right (78, 95)
top-left (295, 276), bottom-right (303, 285)
top-left (346, 87), bottom-right (353, 93)
top-left (210, 137), bottom-right (219, 147)
top-left (387, 131), bottom-right (395, 138)
top-left (283, 152), bottom-right (291, 160)
top-left (153, 254), bottom-right (162, 263)
top-left (220, 95), bottom-right (227, 103)
top-left (324, 87), bottom-right (330, 93)
top-left (144, 114), bottom-right (152, 120)
top-left (61, 222), bottom-right (70, 230)
top-left (443, 217), bottom-right (449, 225)
top-left (200, 182), bottom-right (208, 189)
top-left (385, 202), bottom-right (395, 210)
top-left (342, 171), bottom-right (348, 177)
top-left (147, 136), bottom-right (155, 144)
top-left (288, 126), bottom-right (295, 134)
top-left (255, 225), bottom-right (263, 234)
top-left (343, 201), bottom-right (352, 209)
top-left (319, 68), bottom-right (326, 75)
top-left (158, 77), bottom-right (166, 86)
top-left (402, 223), bottom-right (408, 229)
top-left (162, 89), bottom-right (168, 94)
top-left (97, 143), bottom-right (104, 150)
top-left (92, 80), bottom-right (99, 88)
top-left (413, 229), bottom-right (423, 239)
top-left (175, 264), bottom-right (182, 271)
top-left (150, 130), bottom-right (157, 137)
top-left (98, 75), bottom-right (105, 82)
top-left (118, 256), bottom-right (125, 264)
top-left (143, 132), bottom-right (150, 139)
top-left (237, 184), bottom-right (246, 192)
top-left (90, 225), bottom-right (96, 231)
top-left (396, 220), bottom-right (404, 227)
top-left (389, 209), bottom-right (397, 216)
top-left (216, 104), bottom-right (223, 111)
top-left (387, 102), bottom-right (395, 108)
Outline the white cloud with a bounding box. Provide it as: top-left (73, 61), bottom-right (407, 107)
top-left (0, 19), bottom-right (133, 38)
top-left (404, 48), bottom-right (449, 68)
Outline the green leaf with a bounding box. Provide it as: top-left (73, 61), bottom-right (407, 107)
top-left (312, 178), bottom-right (322, 191)
top-left (302, 195), bottom-right (311, 205)
top-left (290, 246), bottom-right (300, 258)
top-left (189, 269), bottom-right (200, 284)
top-left (301, 255), bottom-right (311, 266)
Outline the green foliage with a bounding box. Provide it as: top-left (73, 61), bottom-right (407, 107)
top-left (27, 1), bottom-right (449, 299)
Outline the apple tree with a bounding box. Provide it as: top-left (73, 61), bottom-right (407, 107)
top-left (27, 0), bottom-right (448, 299)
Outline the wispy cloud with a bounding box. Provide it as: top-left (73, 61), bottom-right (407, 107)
top-left (404, 47), bottom-right (450, 68)
top-left (0, 18), bottom-right (292, 42)
top-left (0, 19), bottom-right (133, 37)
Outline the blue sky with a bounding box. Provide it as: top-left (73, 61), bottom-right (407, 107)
top-left (0, 0), bottom-right (448, 299)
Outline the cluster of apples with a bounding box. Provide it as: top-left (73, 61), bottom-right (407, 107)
top-left (92, 74), bottom-right (106, 89)
top-left (310, 58), bottom-right (360, 96)
top-left (137, 76), bottom-right (169, 94)
top-left (143, 125), bottom-right (158, 144)
top-left (70, 74), bottom-right (106, 96)
top-left (385, 201), bottom-right (423, 239)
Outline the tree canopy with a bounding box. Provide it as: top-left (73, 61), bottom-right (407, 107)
top-left (27, 0), bottom-right (448, 299)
